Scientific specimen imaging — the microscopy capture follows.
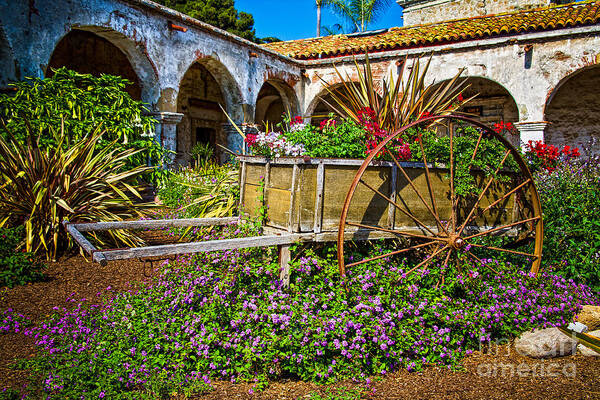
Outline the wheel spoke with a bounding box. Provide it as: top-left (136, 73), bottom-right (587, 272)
top-left (449, 122), bottom-right (456, 232)
top-left (471, 178), bottom-right (533, 222)
top-left (457, 150), bottom-right (512, 236)
top-left (385, 148), bottom-right (449, 236)
top-left (463, 216), bottom-right (541, 240)
top-left (418, 132), bottom-right (442, 233)
top-left (359, 179), bottom-right (437, 236)
top-left (466, 242), bottom-right (539, 258)
top-left (449, 129), bottom-right (484, 226)
top-left (346, 240), bottom-right (437, 268)
top-left (404, 244), bottom-right (448, 276)
top-left (465, 251), bottom-right (500, 274)
top-left (345, 221), bottom-right (445, 242)
top-left (436, 248), bottom-right (452, 289)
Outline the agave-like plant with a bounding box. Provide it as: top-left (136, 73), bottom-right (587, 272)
top-left (320, 53), bottom-right (473, 133)
top-left (0, 121), bottom-right (150, 260)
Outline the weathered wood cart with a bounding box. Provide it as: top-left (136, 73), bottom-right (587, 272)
top-left (66, 115), bottom-right (543, 284)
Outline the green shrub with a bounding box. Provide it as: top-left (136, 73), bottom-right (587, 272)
top-left (284, 118), bottom-right (368, 158)
top-left (0, 68), bottom-right (167, 183)
top-left (535, 158), bottom-right (600, 292)
top-left (158, 162), bottom-right (239, 220)
top-left (0, 226), bottom-right (45, 287)
top-left (0, 123), bottom-right (149, 260)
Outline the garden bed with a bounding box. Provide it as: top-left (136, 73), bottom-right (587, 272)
top-left (0, 255), bottom-right (599, 399)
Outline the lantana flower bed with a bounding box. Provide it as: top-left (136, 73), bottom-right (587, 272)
top-left (5, 223), bottom-right (598, 399)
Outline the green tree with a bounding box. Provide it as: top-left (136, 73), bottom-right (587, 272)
top-left (327, 0), bottom-right (391, 32)
top-left (156, 0), bottom-right (259, 42)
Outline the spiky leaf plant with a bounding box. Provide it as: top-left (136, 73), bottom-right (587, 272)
top-left (0, 121), bottom-right (149, 260)
top-left (321, 53), bottom-right (473, 133)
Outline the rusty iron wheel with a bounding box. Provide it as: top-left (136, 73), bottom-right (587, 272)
top-left (337, 114), bottom-right (543, 284)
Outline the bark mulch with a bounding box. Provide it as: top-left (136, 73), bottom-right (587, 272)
top-left (1, 255), bottom-right (599, 399)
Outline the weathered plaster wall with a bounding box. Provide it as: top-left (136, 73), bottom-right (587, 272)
top-left (301, 31), bottom-right (600, 146)
top-left (545, 65), bottom-right (600, 152)
top-left (400, 0), bottom-right (551, 26)
top-left (1, 0), bottom-right (598, 156)
top-left (0, 0), bottom-right (302, 157)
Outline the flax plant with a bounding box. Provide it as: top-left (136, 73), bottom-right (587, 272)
top-left (0, 121), bottom-right (149, 260)
top-left (321, 53), bottom-right (473, 133)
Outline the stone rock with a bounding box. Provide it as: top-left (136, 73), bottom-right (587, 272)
top-left (577, 329), bottom-right (600, 357)
top-left (567, 321), bottom-right (588, 333)
top-left (514, 327), bottom-right (578, 358)
top-left (576, 305), bottom-right (600, 331)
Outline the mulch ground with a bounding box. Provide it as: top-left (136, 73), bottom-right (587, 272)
top-left (1, 254), bottom-right (599, 399)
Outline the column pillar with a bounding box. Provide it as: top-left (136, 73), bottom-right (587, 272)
top-left (151, 111), bottom-right (183, 166)
top-left (514, 121), bottom-right (548, 147)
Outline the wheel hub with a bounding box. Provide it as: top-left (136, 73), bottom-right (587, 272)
top-left (448, 235), bottom-right (465, 250)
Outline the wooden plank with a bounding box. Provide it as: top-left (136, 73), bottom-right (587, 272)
top-left (288, 164), bottom-right (299, 232)
top-left (64, 223), bottom-right (107, 266)
top-left (71, 217), bottom-right (238, 232)
top-left (237, 155), bottom-right (441, 169)
top-left (278, 244), bottom-right (291, 288)
top-left (239, 161), bottom-right (247, 210)
top-left (313, 162), bottom-right (325, 234)
top-left (98, 234), bottom-right (305, 261)
top-left (388, 164), bottom-right (397, 229)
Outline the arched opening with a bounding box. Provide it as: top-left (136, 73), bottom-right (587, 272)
top-left (545, 65), bottom-right (600, 154)
top-left (430, 77), bottom-right (519, 145)
top-left (176, 61), bottom-right (228, 165)
top-left (307, 83), bottom-right (361, 127)
top-left (254, 80), bottom-right (299, 130)
top-left (47, 29), bottom-right (143, 100)
top-left (0, 24), bottom-right (16, 89)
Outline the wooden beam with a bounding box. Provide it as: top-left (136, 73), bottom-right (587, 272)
top-left (71, 217), bottom-right (238, 232)
top-left (63, 223), bottom-right (107, 266)
top-left (98, 234), bottom-right (304, 261)
top-left (278, 244), bottom-right (291, 288)
top-left (313, 162), bottom-right (325, 234)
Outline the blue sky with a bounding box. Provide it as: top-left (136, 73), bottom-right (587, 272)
top-left (235, 0), bottom-right (404, 41)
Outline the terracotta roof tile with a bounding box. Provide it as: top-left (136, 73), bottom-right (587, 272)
top-left (263, 1), bottom-right (600, 60)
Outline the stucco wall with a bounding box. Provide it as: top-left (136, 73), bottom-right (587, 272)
top-left (401, 0), bottom-right (551, 26)
top-left (545, 65), bottom-right (600, 152)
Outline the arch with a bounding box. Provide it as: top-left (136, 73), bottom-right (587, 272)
top-left (46, 26), bottom-right (159, 106)
top-left (306, 82), bottom-right (362, 126)
top-left (0, 23), bottom-right (16, 87)
top-left (254, 79), bottom-right (300, 130)
top-left (429, 76), bottom-right (520, 145)
top-left (175, 57), bottom-right (244, 165)
top-left (544, 64), bottom-right (600, 153)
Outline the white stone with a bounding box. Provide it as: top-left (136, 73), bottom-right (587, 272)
top-left (514, 327), bottom-right (578, 358)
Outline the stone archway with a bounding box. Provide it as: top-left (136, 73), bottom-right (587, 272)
top-left (544, 65), bottom-right (600, 154)
top-left (176, 61), bottom-right (228, 165)
top-left (48, 29), bottom-right (142, 100)
top-left (46, 27), bottom-right (159, 106)
top-left (254, 79), bottom-right (299, 130)
top-left (306, 83), bottom-right (361, 127)
top-left (429, 76), bottom-right (520, 145)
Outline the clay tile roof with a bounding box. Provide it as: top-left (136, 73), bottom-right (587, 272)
top-left (262, 1), bottom-right (600, 60)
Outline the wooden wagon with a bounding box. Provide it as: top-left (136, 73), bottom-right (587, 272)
top-left (66, 115), bottom-right (543, 284)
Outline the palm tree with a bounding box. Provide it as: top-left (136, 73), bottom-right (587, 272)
top-left (316, 0), bottom-right (328, 37)
top-left (327, 0), bottom-right (391, 32)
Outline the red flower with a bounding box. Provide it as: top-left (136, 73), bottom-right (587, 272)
top-left (245, 133), bottom-right (258, 146)
top-left (291, 116), bottom-right (303, 125)
top-left (457, 93), bottom-right (464, 102)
